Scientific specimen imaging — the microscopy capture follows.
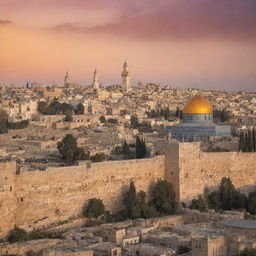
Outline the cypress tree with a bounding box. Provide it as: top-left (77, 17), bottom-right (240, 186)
top-left (136, 136), bottom-right (147, 159)
top-left (122, 140), bottom-right (130, 155)
top-left (243, 132), bottom-right (249, 152)
top-left (248, 129), bottom-right (253, 152)
top-left (239, 131), bottom-right (245, 152)
top-left (252, 128), bottom-right (256, 152)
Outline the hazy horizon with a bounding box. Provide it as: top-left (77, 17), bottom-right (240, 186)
top-left (1, 0), bottom-right (256, 91)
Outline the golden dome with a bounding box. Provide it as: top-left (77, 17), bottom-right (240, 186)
top-left (183, 95), bottom-right (213, 114)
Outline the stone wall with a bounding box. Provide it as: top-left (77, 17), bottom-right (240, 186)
top-left (1, 141), bottom-right (256, 239)
top-left (0, 156), bottom-right (165, 237)
top-left (175, 142), bottom-right (256, 202)
top-left (0, 161), bottom-right (16, 238)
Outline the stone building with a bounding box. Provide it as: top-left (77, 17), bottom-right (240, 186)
top-left (92, 69), bottom-right (100, 90)
top-left (191, 235), bottom-right (227, 256)
top-left (121, 61), bottom-right (130, 91)
top-left (166, 95), bottom-right (231, 141)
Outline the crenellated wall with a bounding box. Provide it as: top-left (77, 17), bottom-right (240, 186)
top-left (1, 141), bottom-right (256, 239)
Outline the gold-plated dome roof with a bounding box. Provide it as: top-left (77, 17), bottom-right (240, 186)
top-left (183, 95), bottom-right (213, 114)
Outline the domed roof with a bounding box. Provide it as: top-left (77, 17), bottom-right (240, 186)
top-left (183, 95), bottom-right (213, 114)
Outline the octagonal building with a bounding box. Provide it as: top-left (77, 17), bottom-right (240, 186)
top-left (166, 95), bottom-right (231, 142)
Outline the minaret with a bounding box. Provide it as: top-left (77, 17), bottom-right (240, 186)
top-left (64, 71), bottom-right (70, 87)
top-left (92, 69), bottom-right (100, 90)
top-left (121, 60), bottom-right (130, 90)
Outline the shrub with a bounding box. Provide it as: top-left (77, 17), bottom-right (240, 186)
top-left (141, 205), bottom-right (157, 218)
top-left (99, 116), bottom-right (106, 123)
top-left (177, 245), bottom-right (190, 254)
top-left (238, 248), bottom-right (256, 256)
top-left (83, 198), bottom-right (105, 218)
top-left (91, 153), bottom-right (105, 162)
top-left (190, 195), bottom-right (208, 212)
top-left (151, 180), bottom-right (177, 215)
top-left (7, 227), bottom-right (29, 243)
top-left (248, 192), bottom-right (256, 215)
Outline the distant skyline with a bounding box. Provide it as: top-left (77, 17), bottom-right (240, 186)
top-left (1, 0), bottom-right (256, 91)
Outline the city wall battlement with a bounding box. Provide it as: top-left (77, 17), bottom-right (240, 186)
top-left (1, 141), bottom-right (256, 238)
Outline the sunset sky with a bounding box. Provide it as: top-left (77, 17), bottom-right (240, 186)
top-left (0, 0), bottom-right (256, 91)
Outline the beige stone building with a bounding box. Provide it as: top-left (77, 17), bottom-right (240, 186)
top-left (191, 236), bottom-right (227, 256)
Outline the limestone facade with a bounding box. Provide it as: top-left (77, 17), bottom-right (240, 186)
top-left (1, 141), bottom-right (256, 238)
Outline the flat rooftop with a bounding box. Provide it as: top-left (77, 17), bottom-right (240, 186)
top-left (219, 219), bottom-right (256, 230)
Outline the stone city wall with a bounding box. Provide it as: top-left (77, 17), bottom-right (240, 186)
top-left (1, 141), bottom-right (256, 239)
top-left (0, 161), bottom-right (16, 238)
top-left (0, 156), bottom-right (165, 238)
top-left (177, 142), bottom-right (256, 202)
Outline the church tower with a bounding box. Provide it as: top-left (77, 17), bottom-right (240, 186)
top-left (121, 60), bottom-right (130, 90)
top-left (92, 69), bottom-right (100, 90)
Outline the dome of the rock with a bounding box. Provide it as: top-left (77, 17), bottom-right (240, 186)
top-left (183, 95), bottom-right (213, 114)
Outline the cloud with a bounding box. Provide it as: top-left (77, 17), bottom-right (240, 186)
top-left (0, 19), bottom-right (12, 25)
top-left (49, 0), bottom-right (256, 42)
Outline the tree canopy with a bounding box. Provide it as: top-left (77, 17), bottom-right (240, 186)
top-left (57, 134), bottom-right (89, 163)
top-left (151, 180), bottom-right (177, 214)
top-left (75, 103), bottom-right (85, 115)
top-left (0, 110), bottom-right (29, 134)
top-left (83, 198), bottom-right (105, 218)
top-left (135, 136), bottom-right (147, 159)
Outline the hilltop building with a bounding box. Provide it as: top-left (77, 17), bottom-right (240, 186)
top-left (121, 60), bottom-right (130, 90)
top-left (166, 95), bottom-right (231, 141)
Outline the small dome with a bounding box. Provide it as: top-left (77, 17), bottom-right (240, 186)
top-left (183, 95), bottom-right (213, 114)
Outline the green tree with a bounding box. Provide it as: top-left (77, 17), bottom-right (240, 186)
top-left (83, 198), bottom-right (105, 218)
top-left (130, 115), bottom-right (139, 128)
top-left (90, 153), bottom-right (105, 162)
top-left (122, 140), bottom-right (130, 155)
top-left (62, 103), bottom-right (73, 116)
top-left (253, 128), bottom-right (256, 152)
top-left (75, 103), bottom-right (85, 115)
top-left (65, 110), bottom-right (73, 122)
top-left (238, 248), bottom-right (256, 256)
top-left (141, 205), bottom-right (157, 218)
top-left (135, 136), bottom-right (147, 159)
top-left (7, 226), bottom-right (29, 243)
top-left (248, 129), bottom-right (254, 152)
top-left (48, 100), bottom-right (63, 115)
top-left (190, 195), bottom-right (208, 212)
top-left (37, 101), bottom-right (49, 114)
top-left (213, 109), bottom-right (230, 122)
top-left (57, 134), bottom-right (86, 163)
top-left (208, 191), bottom-right (221, 211)
top-left (151, 180), bottom-right (177, 214)
top-left (177, 245), bottom-right (190, 254)
top-left (124, 182), bottom-right (137, 218)
top-left (99, 116), bottom-right (106, 123)
top-left (208, 177), bottom-right (248, 211)
top-left (219, 177), bottom-right (236, 210)
top-left (248, 192), bottom-right (256, 215)
top-left (75, 147), bottom-right (90, 161)
top-left (123, 182), bottom-right (156, 219)
top-left (0, 109), bottom-right (9, 134)
top-left (239, 131), bottom-right (246, 152)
